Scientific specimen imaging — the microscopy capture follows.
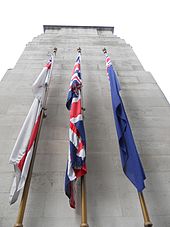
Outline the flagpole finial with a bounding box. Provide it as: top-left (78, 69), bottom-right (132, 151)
top-left (77, 47), bottom-right (81, 53)
top-left (53, 47), bottom-right (57, 56)
top-left (102, 48), bottom-right (107, 54)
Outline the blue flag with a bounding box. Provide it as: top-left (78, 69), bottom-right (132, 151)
top-left (105, 53), bottom-right (146, 192)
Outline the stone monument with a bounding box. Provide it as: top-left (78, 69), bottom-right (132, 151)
top-left (0, 25), bottom-right (170, 227)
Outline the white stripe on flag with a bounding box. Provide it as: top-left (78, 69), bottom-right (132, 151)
top-left (9, 98), bottom-right (40, 165)
top-left (76, 148), bottom-right (86, 160)
top-left (72, 95), bottom-right (81, 104)
top-left (32, 66), bottom-right (48, 100)
top-left (69, 128), bottom-right (79, 149)
top-left (70, 114), bottom-right (83, 124)
top-left (9, 98), bottom-right (41, 205)
top-left (69, 128), bottom-right (85, 160)
top-left (67, 147), bottom-right (76, 181)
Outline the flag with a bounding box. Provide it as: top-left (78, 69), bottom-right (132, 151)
top-left (32, 57), bottom-right (52, 100)
top-left (65, 53), bottom-right (87, 208)
top-left (66, 54), bottom-right (81, 110)
top-left (104, 52), bottom-right (146, 192)
top-left (9, 99), bottom-right (42, 204)
top-left (9, 58), bottom-right (52, 204)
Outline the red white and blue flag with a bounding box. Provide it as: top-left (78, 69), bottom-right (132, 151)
top-left (65, 54), bottom-right (87, 208)
top-left (9, 57), bottom-right (52, 204)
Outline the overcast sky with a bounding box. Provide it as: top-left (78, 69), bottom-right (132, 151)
top-left (0, 0), bottom-right (170, 102)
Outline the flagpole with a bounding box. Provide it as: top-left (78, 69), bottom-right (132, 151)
top-left (102, 47), bottom-right (153, 227)
top-left (77, 47), bottom-right (89, 227)
top-left (14, 52), bottom-right (55, 227)
top-left (80, 176), bottom-right (88, 227)
top-left (14, 110), bottom-right (44, 227)
top-left (138, 192), bottom-right (153, 227)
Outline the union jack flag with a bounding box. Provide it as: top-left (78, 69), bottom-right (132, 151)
top-left (65, 53), bottom-right (87, 208)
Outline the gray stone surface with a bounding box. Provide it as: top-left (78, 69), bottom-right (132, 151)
top-left (0, 26), bottom-right (170, 226)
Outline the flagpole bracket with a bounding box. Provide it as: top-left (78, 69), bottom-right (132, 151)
top-left (80, 224), bottom-right (89, 227)
top-left (102, 48), bottom-right (107, 54)
top-left (144, 222), bottom-right (153, 227)
top-left (43, 113), bottom-right (47, 118)
top-left (42, 108), bottom-right (47, 118)
top-left (77, 47), bottom-right (81, 53)
top-left (14, 224), bottom-right (23, 227)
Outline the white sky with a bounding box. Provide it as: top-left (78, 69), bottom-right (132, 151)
top-left (0, 0), bottom-right (170, 103)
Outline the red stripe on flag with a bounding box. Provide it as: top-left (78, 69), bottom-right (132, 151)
top-left (70, 122), bottom-right (80, 138)
top-left (70, 99), bottom-right (81, 118)
top-left (69, 182), bottom-right (75, 208)
top-left (45, 63), bottom-right (51, 69)
top-left (71, 75), bottom-right (81, 84)
top-left (17, 111), bottom-right (42, 171)
top-left (74, 164), bottom-right (87, 178)
top-left (106, 57), bottom-right (110, 62)
top-left (77, 141), bottom-right (84, 153)
top-left (72, 63), bottom-right (80, 75)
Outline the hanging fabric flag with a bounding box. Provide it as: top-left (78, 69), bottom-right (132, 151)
top-left (32, 57), bottom-right (52, 100)
top-left (66, 54), bottom-right (81, 110)
top-left (65, 53), bottom-right (87, 208)
top-left (9, 58), bottom-right (52, 205)
top-left (103, 49), bottom-right (146, 192)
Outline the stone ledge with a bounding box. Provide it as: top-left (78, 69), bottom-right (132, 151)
top-left (43, 25), bottom-right (114, 33)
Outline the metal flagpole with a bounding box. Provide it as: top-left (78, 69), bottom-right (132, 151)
top-left (14, 110), bottom-right (44, 227)
top-left (102, 47), bottom-right (152, 227)
top-left (138, 192), bottom-right (153, 227)
top-left (80, 176), bottom-right (88, 227)
top-left (14, 51), bottom-right (56, 227)
top-left (77, 47), bottom-right (89, 227)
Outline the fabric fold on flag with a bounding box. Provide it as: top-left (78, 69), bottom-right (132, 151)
top-left (9, 98), bottom-right (41, 204)
top-left (104, 53), bottom-right (146, 192)
top-left (9, 57), bottom-right (52, 205)
top-left (65, 54), bottom-right (87, 208)
top-left (32, 57), bottom-right (52, 101)
top-left (66, 54), bottom-right (81, 110)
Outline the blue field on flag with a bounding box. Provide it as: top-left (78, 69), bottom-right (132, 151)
top-left (104, 52), bottom-right (146, 192)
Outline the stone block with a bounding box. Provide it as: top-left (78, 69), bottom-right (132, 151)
top-left (0, 172), bottom-right (13, 193)
top-left (30, 171), bottom-right (65, 193)
top-left (0, 155), bottom-right (13, 173)
top-left (40, 125), bottom-right (68, 140)
top-left (133, 127), bottom-right (170, 142)
top-left (44, 192), bottom-right (76, 218)
top-left (122, 95), bottom-right (169, 108)
top-left (145, 191), bottom-right (170, 216)
top-left (0, 140), bottom-right (15, 155)
top-left (37, 140), bottom-right (68, 154)
top-left (87, 152), bottom-right (121, 174)
top-left (87, 190), bottom-right (122, 217)
top-left (142, 155), bottom-right (170, 172)
top-left (140, 141), bottom-right (170, 155)
top-left (145, 172), bottom-right (170, 192)
top-left (118, 190), bottom-right (142, 217)
top-left (33, 153), bottom-right (67, 173)
top-left (41, 217), bottom-right (81, 227)
top-left (0, 125), bottom-right (21, 140)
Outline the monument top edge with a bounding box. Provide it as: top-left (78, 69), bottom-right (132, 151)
top-left (43, 25), bottom-right (114, 33)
